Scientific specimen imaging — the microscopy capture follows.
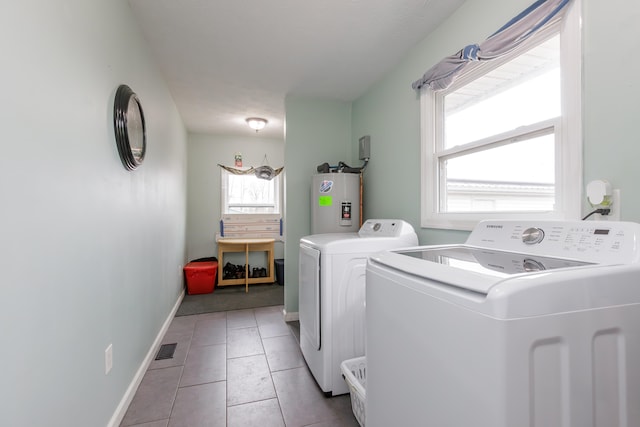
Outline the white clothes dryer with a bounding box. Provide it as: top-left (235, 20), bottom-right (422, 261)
top-left (299, 219), bottom-right (417, 396)
top-left (366, 220), bottom-right (640, 427)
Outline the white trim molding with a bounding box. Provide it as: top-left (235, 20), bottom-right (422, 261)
top-left (107, 290), bottom-right (185, 427)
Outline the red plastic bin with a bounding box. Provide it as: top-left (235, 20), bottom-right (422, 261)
top-left (183, 261), bottom-right (218, 295)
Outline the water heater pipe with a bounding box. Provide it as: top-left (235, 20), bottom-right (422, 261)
top-left (360, 172), bottom-right (363, 227)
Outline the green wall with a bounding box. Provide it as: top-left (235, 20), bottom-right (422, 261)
top-left (0, 1), bottom-right (187, 426)
top-left (283, 97), bottom-right (352, 314)
top-left (352, 0), bottom-right (545, 246)
top-left (582, 0), bottom-right (640, 203)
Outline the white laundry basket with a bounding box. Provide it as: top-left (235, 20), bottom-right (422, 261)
top-left (340, 356), bottom-right (366, 427)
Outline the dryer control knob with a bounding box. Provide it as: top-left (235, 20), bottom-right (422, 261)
top-left (522, 227), bottom-right (545, 245)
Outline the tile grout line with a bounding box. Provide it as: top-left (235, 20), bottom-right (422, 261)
top-left (258, 307), bottom-right (292, 427)
top-left (257, 311), bottom-right (285, 425)
top-left (166, 318), bottom-right (195, 425)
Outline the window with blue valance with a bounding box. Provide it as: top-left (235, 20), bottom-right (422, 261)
top-left (417, 0), bottom-right (582, 230)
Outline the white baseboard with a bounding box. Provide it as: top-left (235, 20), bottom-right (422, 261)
top-left (283, 309), bottom-right (299, 322)
top-left (107, 289), bottom-right (185, 427)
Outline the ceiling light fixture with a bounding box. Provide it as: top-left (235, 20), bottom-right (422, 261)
top-left (246, 117), bottom-right (268, 132)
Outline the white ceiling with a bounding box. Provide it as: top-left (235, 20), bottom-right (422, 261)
top-left (128, 0), bottom-right (465, 138)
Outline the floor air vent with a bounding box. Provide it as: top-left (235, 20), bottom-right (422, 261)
top-left (155, 343), bottom-right (177, 360)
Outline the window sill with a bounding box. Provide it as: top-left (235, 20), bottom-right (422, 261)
top-left (421, 210), bottom-right (572, 231)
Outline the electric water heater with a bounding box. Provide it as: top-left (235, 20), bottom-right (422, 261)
top-left (310, 173), bottom-right (360, 234)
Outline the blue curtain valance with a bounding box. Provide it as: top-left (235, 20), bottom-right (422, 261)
top-left (411, 0), bottom-right (572, 92)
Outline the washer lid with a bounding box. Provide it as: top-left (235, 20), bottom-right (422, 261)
top-left (372, 245), bottom-right (592, 294)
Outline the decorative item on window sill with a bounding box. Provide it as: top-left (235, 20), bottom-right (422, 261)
top-left (218, 155), bottom-right (283, 181)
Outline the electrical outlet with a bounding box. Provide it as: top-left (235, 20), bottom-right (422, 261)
top-left (105, 344), bottom-right (113, 375)
top-left (608, 189), bottom-right (621, 221)
top-left (595, 188), bottom-right (620, 221)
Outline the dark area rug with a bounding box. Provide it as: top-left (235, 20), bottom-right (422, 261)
top-left (176, 282), bottom-right (284, 316)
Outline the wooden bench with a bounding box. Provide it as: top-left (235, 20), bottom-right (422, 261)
top-left (217, 238), bottom-right (275, 293)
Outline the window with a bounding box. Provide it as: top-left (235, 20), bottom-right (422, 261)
top-left (420, 2), bottom-right (581, 230)
top-left (221, 169), bottom-right (281, 215)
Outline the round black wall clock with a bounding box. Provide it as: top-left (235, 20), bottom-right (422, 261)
top-left (113, 84), bottom-right (146, 170)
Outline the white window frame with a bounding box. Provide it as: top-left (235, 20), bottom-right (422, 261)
top-left (420, 0), bottom-right (582, 231)
top-left (221, 169), bottom-right (282, 215)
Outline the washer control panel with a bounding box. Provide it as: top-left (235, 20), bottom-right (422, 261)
top-left (522, 227), bottom-right (545, 245)
top-left (466, 220), bottom-right (640, 264)
top-left (359, 219), bottom-right (415, 238)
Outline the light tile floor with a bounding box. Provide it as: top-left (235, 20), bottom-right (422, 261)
top-left (120, 305), bottom-right (359, 427)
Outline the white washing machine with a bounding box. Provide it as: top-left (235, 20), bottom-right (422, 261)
top-left (366, 220), bottom-right (640, 427)
top-left (299, 219), bottom-right (418, 396)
